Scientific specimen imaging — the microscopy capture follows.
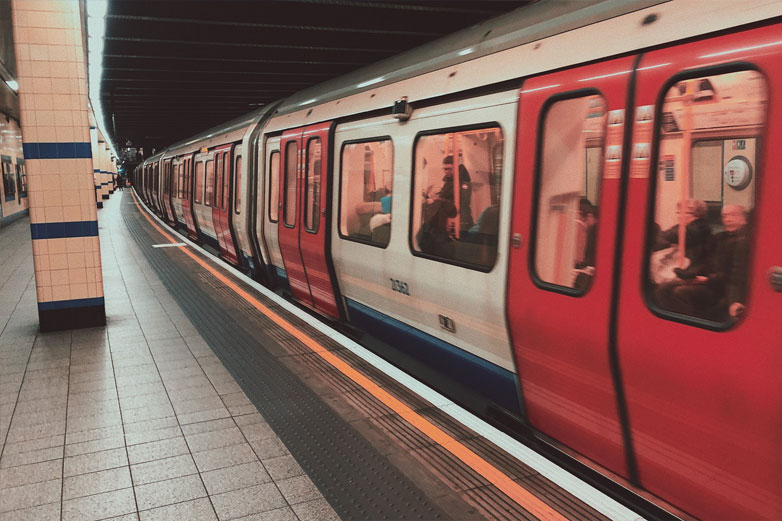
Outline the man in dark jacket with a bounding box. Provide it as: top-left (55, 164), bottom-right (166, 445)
top-left (657, 199), bottom-right (712, 274)
top-left (656, 204), bottom-right (749, 320)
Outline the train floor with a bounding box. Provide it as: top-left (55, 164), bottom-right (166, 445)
top-left (0, 192), bottom-right (631, 521)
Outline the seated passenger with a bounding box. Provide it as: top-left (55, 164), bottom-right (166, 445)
top-left (654, 204), bottom-right (749, 320)
top-left (369, 195), bottom-right (391, 245)
top-left (657, 199), bottom-right (712, 275)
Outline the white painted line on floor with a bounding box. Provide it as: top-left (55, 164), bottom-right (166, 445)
top-left (152, 242), bottom-right (187, 248)
top-left (132, 190), bottom-right (646, 521)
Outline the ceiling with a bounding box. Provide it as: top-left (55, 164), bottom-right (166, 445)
top-left (98, 0), bottom-right (533, 157)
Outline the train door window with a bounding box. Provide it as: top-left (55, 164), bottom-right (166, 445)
top-left (2, 157), bottom-right (15, 201)
top-left (205, 160), bottom-right (215, 207)
top-left (283, 142), bottom-right (297, 227)
top-left (411, 126), bottom-right (503, 269)
top-left (533, 94), bottom-right (606, 292)
top-left (194, 161), bottom-right (204, 203)
top-left (16, 161), bottom-right (27, 199)
top-left (234, 155), bottom-right (242, 214)
top-left (339, 138), bottom-right (393, 246)
top-left (646, 69), bottom-right (766, 325)
top-left (269, 151), bottom-right (280, 222)
top-left (216, 155), bottom-right (224, 209)
top-left (304, 138), bottom-right (321, 233)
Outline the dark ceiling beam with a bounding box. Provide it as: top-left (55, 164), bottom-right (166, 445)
top-left (271, 0), bottom-right (514, 15)
top-left (103, 54), bottom-right (365, 67)
top-left (106, 36), bottom-right (395, 54)
top-left (107, 14), bottom-right (440, 37)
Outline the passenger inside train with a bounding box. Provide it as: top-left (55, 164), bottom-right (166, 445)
top-left (412, 127), bottom-right (504, 268)
top-left (340, 139), bottom-right (393, 246)
top-left (646, 69), bottom-right (764, 323)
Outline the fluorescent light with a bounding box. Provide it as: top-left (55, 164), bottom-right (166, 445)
top-left (457, 47), bottom-right (474, 56)
top-left (5, 79), bottom-right (18, 92)
top-left (86, 0), bottom-right (115, 156)
top-left (357, 76), bottom-right (384, 88)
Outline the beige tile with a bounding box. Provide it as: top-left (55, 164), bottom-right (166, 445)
top-left (261, 455), bottom-right (305, 482)
top-left (134, 474), bottom-right (205, 511)
top-left (179, 417), bottom-right (234, 437)
top-left (138, 497), bottom-right (216, 521)
top-left (64, 434), bottom-right (124, 457)
top-left (0, 501), bottom-right (60, 521)
top-left (200, 461), bottom-right (271, 496)
top-left (231, 507), bottom-right (299, 521)
top-left (63, 447), bottom-right (127, 477)
top-left (192, 443), bottom-right (257, 473)
top-left (126, 436), bottom-right (188, 466)
top-left (211, 483), bottom-right (287, 521)
top-left (291, 498), bottom-right (340, 521)
top-left (0, 459), bottom-right (61, 490)
top-left (130, 454), bottom-right (197, 486)
top-left (0, 445), bottom-right (62, 469)
top-left (275, 475), bottom-right (322, 505)
top-left (185, 426), bottom-right (245, 453)
top-left (0, 478), bottom-right (61, 514)
top-left (63, 466), bottom-right (132, 500)
top-left (62, 487), bottom-right (135, 521)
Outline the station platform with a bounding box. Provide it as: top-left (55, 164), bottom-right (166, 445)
top-left (0, 191), bottom-right (638, 521)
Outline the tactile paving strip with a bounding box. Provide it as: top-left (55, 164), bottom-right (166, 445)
top-left (122, 204), bottom-right (449, 521)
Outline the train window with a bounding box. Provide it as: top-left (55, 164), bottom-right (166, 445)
top-left (268, 151), bottom-right (280, 222)
top-left (16, 162), bottom-right (27, 198)
top-left (305, 138), bottom-right (321, 233)
top-left (234, 155), bottom-right (242, 214)
top-left (205, 159), bottom-right (215, 207)
top-left (533, 94), bottom-right (606, 292)
top-left (412, 126), bottom-right (503, 269)
top-left (176, 164), bottom-right (182, 198)
top-left (194, 161), bottom-right (204, 203)
top-left (283, 141), bottom-right (297, 226)
top-left (2, 158), bottom-right (15, 201)
top-left (339, 138), bottom-right (393, 246)
top-left (647, 69), bottom-right (766, 325)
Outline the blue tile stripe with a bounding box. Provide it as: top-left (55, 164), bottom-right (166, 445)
top-left (93, 169), bottom-right (100, 173)
top-left (38, 297), bottom-right (104, 311)
top-left (23, 142), bottom-right (92, 160)
top-left (30, 220), bottom-right (98, 240)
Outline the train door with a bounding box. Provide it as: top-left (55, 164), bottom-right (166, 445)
top-left (616, 26), bottom-right (782, 521)
top-left (211, 144), bottom-right (239, 264)
top-left (181, 154), bottom-right (199, 240)
top-left (506, 56), bottom-right (637, 478)
top-left (278, 122), bottom-right (340, 318)
top-left (161, 159), bottom-right (174, 225)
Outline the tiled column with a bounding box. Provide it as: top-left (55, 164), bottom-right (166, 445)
top-left (11, 0), bottom-right (106, 331)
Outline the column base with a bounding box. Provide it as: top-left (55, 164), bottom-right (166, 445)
top-left (97, 201), bottom-right (103, 208)
top-left (38, 299), bottom-right (106, 332)
top-left (102, 194), bottom-right (109, 200)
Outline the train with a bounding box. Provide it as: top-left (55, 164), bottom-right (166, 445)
top-left (131, 1), bottom-right (782, 519)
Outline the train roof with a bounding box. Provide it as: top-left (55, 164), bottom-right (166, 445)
top-left (161, 105), bottom-right (274, 158)
top-left (273, 0), bottom-right (665, 117)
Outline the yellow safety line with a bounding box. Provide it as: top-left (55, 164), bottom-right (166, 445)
top-left (129, 189), bottom-right (567, 521)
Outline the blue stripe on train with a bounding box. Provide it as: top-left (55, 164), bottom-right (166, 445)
top-left (344, 298), bottom-right (522, 415)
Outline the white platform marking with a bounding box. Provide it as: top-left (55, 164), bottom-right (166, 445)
top-left (152, 242), bottom-right (187, 248)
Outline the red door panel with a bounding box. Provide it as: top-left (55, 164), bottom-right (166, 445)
top-left (299, 122), bottom-right (339, 318)
top-left (617, 25), bottom-right (782, 521)
top-left (507, 56), bottom-right (636, 477)
top-left (181, 155), bottom-right (199, 240)
top-left (211, 145), bottom-right (239, 265)
top-left (278, 128), bottom-right (314, 306)
top-left (277, 122), bottom-right (340, 318)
